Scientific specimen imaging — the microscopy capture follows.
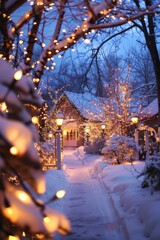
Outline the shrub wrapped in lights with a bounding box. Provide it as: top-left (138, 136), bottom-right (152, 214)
top-left (0, 59), bottom-right (71, 239)
top-left (37, 140), bottom-right (56, 170)
top-left (101, 134), bottom-right (138, 164)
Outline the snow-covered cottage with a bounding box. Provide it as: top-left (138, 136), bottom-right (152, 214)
top-left (51, 91), bottom-right (106, 148)
top-left (140, 98), bottom-right (159, 130)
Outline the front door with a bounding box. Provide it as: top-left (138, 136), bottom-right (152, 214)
top-left (63, 120), bottom-right (78, 147)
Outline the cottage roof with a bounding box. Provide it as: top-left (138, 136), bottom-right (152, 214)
top-left (58, 91), bottom-right (108, 121)
top-left (140, 98), bottom-right (158, 118)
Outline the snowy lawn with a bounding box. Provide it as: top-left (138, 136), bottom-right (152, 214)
top-left (44, 148), bottom-right (160, 240)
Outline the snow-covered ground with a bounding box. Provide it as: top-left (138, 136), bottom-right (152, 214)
top-left (44, 148), bottom-right (160, 240)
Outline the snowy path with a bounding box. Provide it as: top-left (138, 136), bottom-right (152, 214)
top-left (55, 149), bottom-right (126, 240)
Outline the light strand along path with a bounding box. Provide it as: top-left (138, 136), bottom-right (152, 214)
top-left (55, 149), bottom-right (126, 240)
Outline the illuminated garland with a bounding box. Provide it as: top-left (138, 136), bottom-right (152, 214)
top-left (0, 58), bottom-right (71, 239)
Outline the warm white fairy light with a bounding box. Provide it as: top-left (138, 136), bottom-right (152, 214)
top-left (25, 13), bottom-right (30, 19)
top-left (33, 78), bottom-right (40, 83)
top-left (12, 44), bottom-right (15, 49)
top-left (43, 215), bottom-right (50, 223)
top-left (4, 206), bottom-right (14, 216)
top-left (84, 38), bottom-right (90, 44)
top-left (11, 27), bottom-right (15, 34)
top-left (56, 190), bottom-right (66, 199)
top-left (14, 70), bottom-right (23, 81)
top-left (19, 31), bottom-right (23, 36)
top-left (48, 50), bottom-right (52, 55)
top-left (19, 40), bottom-right (23, 45)
top-left (0, 102), bottom-right (7, 111)
top-left (10, 146), bottom-right (18, 155)
top-left (16, 190), bottom-right (31, 203)
top-left (8, 236), bottom-right (20, 240)
top-left (32, 116), bottom-right (39, 124)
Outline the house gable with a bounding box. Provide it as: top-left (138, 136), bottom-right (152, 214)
top-left (57, 91), bottom-right (106, 122)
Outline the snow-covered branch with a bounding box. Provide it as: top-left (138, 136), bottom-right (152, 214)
top-left (0, 59), bottom-right (71, 239)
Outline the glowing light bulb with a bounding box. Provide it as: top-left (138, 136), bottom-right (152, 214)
top-left (56, 190), bottom-right (66, 199)
top-left (5, 207), bottom-right (13, 215)
top-left (16, 191), bottom-right (31, 203)
top-left (33, 78), bottom-right (40, 83)
top-left (1, 102), bottom-right (7, 111)
top-left (84, 38), bottom-right (90, 44)
top-left (14, 70), bottom-right (23, 80)
top-left (10, 146), bottom-right (18, 155)
top-left (11, 27), bottom-right (15, 33)
top-left (8, 236), bottom-right (20, 240)
top-left (43, 215), bottom-right (50, 223)
top-left (32, 116), bottom-right (39, 124)
top-left (19, 40), bottom-right (23, 44)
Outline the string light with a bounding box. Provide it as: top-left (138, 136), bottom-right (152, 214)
top-left (14, 70), bottom-right (23, 81)
top-left (32, 116), bottom-right (39, 124)
top-left (8, 236), bottom-right (20, 240)
top-left (83, 38), bottom-right (90, 44)
top-left (10, 146), bottom-right (18, 155)
top-left (56, 190), bottom-right (66, 199)
top-left (43, 215), bottom-right (51, 223)
top-left (0, 102), bottom-right (7, 111)
top-left (16, 190), bottom-right (31, 203)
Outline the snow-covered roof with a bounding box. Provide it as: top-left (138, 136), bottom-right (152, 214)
top-left (61, 91), bottom-right (108, 121)
top-left (140, 98), bottom-right (158, 118)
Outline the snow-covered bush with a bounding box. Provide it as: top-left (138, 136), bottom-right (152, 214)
top-left (84, 137), bottom-right (106, 155)
top-left (74, 146), bottom-right (85, 160)
top-left (139, 153), bottom-right (160, 193)
top-left (101, 134), bottom-right (138, 164)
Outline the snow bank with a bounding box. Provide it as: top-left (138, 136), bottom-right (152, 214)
top-left (74, 146), bottom-right (85, 160)
top-left (90, 159), bottom-right (160, 240)
top-left (89, 160), bottom-right (107, 177)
